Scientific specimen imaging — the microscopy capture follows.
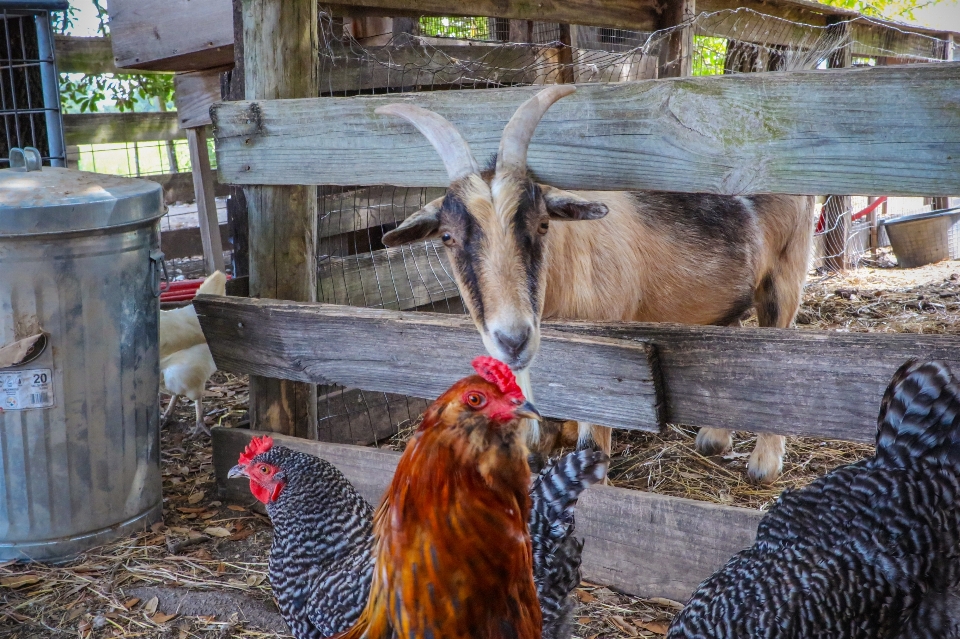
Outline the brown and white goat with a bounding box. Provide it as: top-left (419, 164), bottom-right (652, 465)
top-left (377, 86), bottom-right (813, 484)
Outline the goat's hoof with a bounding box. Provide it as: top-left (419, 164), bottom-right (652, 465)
top-left (746, 450), bottom-right (783, 485)
top-left (695, 428), bottom-right (733, 456)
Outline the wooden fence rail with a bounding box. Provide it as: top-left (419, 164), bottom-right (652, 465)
top-left (212, 63), bottom-right (960, 196)
top-left (213, 427), bottom-right (763, 602)
top-left (195, 295), bottom-right (960, 443)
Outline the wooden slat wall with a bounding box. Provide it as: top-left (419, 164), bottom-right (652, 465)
top-left (213, 427), bottom-right (763, 602)
top-left (195, 297), bottom-right (666, 433)
top-left (212, 63), bottom-right (960, 196)
top-left (194, 296), bottom-right (960, 443)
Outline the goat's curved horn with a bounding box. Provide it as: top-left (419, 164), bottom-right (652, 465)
top-left (496, 85), bottom-right (576, 174)
top-left (376, 103), bottom-right (480, 181)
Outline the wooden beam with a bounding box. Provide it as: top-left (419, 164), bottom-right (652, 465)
top-left (175, 68), bottom-right (230, 129)
top-left (145, 170), bottom-right (230, 206)
top-left (212, 427), bottom-right (762, 602)
top-left (160, 223), bottom-right (231, 260)
top-left (54, 35), bottom-right (171, 75)
top-left (194, 297), bottom-right (960, 443)
top-left (186, 126), bottom-right (226, 274)
top-left (242, 0), bottom-right (319, 439)
top-left (318, 187), bottom-right (446, 239)
top-left (822, 19), bottom-right (852, 272)
top-left (657, 0), bottom-right (696, 78)
top-left (107, 0), bottom-right (234, 72)
top-left (63, 112), bottom-right (183, 145)
top-left (318, 242), bottom-right (459, 310)
top-left (316, 387), bottom-right (429, 446)
top-left (212, 63), bottom-right (960, 197)
top-left (194, 297), bottom-right (666, 433)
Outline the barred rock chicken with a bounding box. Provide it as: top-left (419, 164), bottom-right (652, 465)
top-left (669, 359), bottom-right (960, 639)
top-left (230, 362), bottom-right (607, 639)
top-left (158, 270), bottom-right (226, 436)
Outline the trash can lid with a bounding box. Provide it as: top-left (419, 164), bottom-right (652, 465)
top-left (0, 148), bottom-right (164, 237)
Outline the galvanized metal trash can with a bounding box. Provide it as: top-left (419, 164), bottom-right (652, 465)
top-left (0, 148), bottom-right (165, 562)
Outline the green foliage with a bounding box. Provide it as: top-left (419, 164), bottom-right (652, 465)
top-left (693, 36), bottom-right (728, 76)
top-left (418, 16), bottom-right (491, 39)
top-left (60, 73), bottom-right (175, 113)
top-left (816, 0), bottom-right (946, 20)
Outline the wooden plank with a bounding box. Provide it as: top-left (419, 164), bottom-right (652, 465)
top-left (186, 126), bottom-right (226, 274)
top-left (53, 35), bottom-right (172, 75)
top-left (160, 223), bottom-right (230, 260)
top-left (212, 427), bottom-right (762, 601)
top-left (242, 0), bottom-right (318, 440)
top-left (212, 63), bottom-right (960, 197)
top-left (548, 320), bottom-right (960, 443)
top-left (320, 42), bottom-right (544, 94)
top-left (317, 387), bottom-right (429, 445)
top-left (175, 68), bottom-right (230, 128)
top-left (328, 0), bottom-right (660, 33)
top-left (194, 297), bottom-right (960, 443)
top-left (107, 0), bottom-right (234, 72)
top-left (318, 242), bottom-right (459, 310)
top-left (194, 297), bottom-right (665, 432)
top-left (63, 112), bottom-right (183, 145)
top-left (822, 19), bottom-right (852, 272)
top-left (657, 0), bottom-right (695, 78)
top-left (851, 20), bottom-right (949, 60)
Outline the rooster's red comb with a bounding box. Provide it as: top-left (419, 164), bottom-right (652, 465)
top-left (238, 435), bottom-right (274, 465)
top-left (472, 356), bottom-right (524, 397)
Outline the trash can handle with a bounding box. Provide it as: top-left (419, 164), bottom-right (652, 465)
top-left (9, 147), bottom-right (42, 172)
top-left (150, 250), bottom-right (167, 298)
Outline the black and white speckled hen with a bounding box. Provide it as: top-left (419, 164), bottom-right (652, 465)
top-left (669, 359), bottom-right (960, 639)
top-left (229, 436), bottom-right (607, 639)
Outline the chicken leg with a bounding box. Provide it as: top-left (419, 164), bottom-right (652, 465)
top-left (192, 396), bottom-right (212, 437)
top-left (161, 394), bottom-right (180, 426)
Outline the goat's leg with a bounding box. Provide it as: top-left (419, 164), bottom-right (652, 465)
top-left (192, 396), bottom-right (212, 437)
top-left (161, 394), bottom-right (180, 426)
top-left (748, 432), bottom-right (786, 484)
top-left (696, 428), bottom-right (734, 456)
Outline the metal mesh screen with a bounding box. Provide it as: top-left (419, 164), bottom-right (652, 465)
top-left (0, 7), bottom-right (63, 167)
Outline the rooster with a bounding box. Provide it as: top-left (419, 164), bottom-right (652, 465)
top-left (159, 270), bottom-right (226, 436)
top-left (230, 360), bottom-right (607, 639)
top-left (669, 359), bottom-right (960, 639)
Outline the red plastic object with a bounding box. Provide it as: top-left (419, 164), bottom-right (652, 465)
top-left (159, 275), bottom-right (231, 303)
top-left (815, 197), bottom-right (888, 234)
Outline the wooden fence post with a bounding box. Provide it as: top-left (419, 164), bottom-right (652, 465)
top-left (823, 18), bottom-right (852, 272)
top-left (657, 0), bottom-right (695, 78)
top-left (933, 34), bottom-right (954, 212)
top-left (185, 125), bottom-right (226, 275)
top-left (242, 0), bottom-right (319, 439)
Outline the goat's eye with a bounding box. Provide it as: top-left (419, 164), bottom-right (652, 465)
top-left (466, 392), bottom-right (486, 408)
top-left (538, 220), bottom-right (549, 235)
top-left (441, 232), bottom-right (454, 246)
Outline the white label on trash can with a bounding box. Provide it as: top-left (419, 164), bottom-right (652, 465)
top-left (0, 368), bottom-right (54, 410)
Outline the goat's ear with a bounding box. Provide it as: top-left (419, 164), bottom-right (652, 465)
top-left (382, 197), bottom-right (444, 247)
top-left (541, 185), bottom-right (609, 221)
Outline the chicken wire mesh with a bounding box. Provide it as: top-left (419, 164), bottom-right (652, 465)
top-left (312, 7), bottom-right (954, 445)
top-left (0, 5), bottom-right (64, 167)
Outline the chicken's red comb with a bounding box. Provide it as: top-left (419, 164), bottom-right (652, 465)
top-left (472, 356), bottom-right (523, 397)
top-left (238, 435), bottom-right (274, 465)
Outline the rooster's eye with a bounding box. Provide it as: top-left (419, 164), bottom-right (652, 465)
top-left (466, 393), bottom-right (486, 408)
top-left (259, 465), bottom-right (269, 474)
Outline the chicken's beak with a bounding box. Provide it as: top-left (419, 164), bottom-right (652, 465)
top-left (227, 464), bottom-right (248, 479)
top-left (514, 400), bottom-right (542, 421)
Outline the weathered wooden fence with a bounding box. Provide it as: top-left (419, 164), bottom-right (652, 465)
top-left (176, 0), bottom-right (960, 604)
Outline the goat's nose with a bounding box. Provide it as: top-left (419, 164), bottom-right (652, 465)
top-left (493, 328), bottom-right (531, 361)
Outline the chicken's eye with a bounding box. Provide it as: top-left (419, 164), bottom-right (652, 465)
top-left (259, 465), bottom-right (270, 474)
top-left (466, 392), bottom-right (486, 408)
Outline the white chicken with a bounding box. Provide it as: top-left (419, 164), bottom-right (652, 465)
top-left (159, 271), bottom-right (226, 436)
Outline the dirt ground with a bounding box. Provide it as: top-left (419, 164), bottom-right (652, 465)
top-left (4, 255), bottom-right (960, 639)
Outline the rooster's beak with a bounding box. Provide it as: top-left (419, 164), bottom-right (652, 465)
top-left (515, 400), bottom-right (542, 421)
top-left (227, 464), bottom-right (248, 479)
